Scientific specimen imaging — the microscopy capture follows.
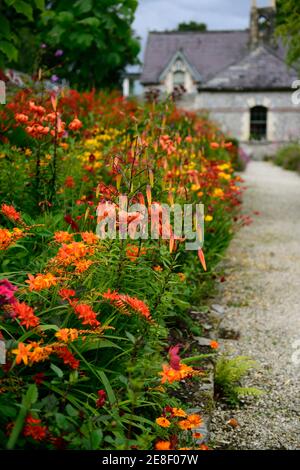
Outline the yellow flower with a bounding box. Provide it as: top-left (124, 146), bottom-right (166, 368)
top-left (205, 215), bottom-right (213, 222)
top-left (218, 172), bottom-right (231, 181)
top-left (218, 163), bottom-right (231, 171)
top-left (24, 148), bottom-right (32, 156)
top-left (213, 188), bottom-right (224, 198)
top-left (191, 184), bottom-right (201, 192)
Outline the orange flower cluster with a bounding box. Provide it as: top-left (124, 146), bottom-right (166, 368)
top-left (72, 302), bottom-right (100, 328)
top-left (26, 273), bottom-right (58, 291)
top-left (126, 244), bottom-right (147, 261)
top-left (159, 134), bottom-right (177, 155)
top-left (159, 362), bottom-right (196, 384)
top-left (12, 341), bottom-right (80, 369)
top-left (102, 290), bottom-right (152, 321)
top-left (14, 99), bottom-right (82, 140)
top-left (1, 204), bottom-right (22, 223)
top-left (52, 241), bottom-right (94, 274)
top-left (13, 302), bottom-right (40, 329)
top-left (178, 414), bottom-right (202, 430)
top-left (54, 231), bottom-right (74, 244)
top-left (12, 342), bottom-right (51, 365)
top-left (55, 328), bottom-right (79, 342)
top-left (80, 231), bottom-right (99, 245)
top-left (0, 227), bottom-right (24, 250)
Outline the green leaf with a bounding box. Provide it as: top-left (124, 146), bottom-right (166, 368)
top-left (6, 384), bottom-right (38, 450)
top-left (23, 383), bottom-right (38, 407)
top-left (90, 429), bottom-right (103, 449)
top-left (75, 33), bottom-right (94, 48)
top-left (55, 412), bottom-right (69, 430)
top-left (50, 363), bottom-right (64, 378)
top-left (66, 404), bottom-right (78, 417)
top-left (13, 0), bottom-right (33, 20)
top-left (57, 11), bottom-right (74, 24)
top-left (78, 17), bottom-right (101, 28)
top-left (78, 338), bottom-right (122, 353)
top-left (0, 40), bottom-right (18, 61)
top-left (34, 0), bottom-right (45, 10)
top-left (74, 0), bottom-right (93, 15)
top-left (97, 370), bottom-right (117, 405)
top-left (0, 16), bottom-right (10, 36)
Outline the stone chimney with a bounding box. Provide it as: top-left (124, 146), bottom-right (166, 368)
top-left (250, 0), bottom-right (277, 49)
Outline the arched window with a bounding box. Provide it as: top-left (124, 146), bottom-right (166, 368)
top-left (250, 106), bottom-right (268, 140)
top-left (173, 70), bottom-right (185, 87)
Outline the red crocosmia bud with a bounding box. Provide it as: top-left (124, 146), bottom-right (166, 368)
top-left (96, 389), bottom-right (107, 408)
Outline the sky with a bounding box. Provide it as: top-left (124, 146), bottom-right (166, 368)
top-left (133, 0), bottom-right (272, 54)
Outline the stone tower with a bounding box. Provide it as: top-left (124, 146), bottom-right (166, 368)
top-left (250, 0), bottom-right (277, 49)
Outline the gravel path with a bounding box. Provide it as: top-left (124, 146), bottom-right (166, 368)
top-left (210, 161), bottom-right (300, 450)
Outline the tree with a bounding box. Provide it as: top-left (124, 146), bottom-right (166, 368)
top-left (0, 0), bottom-right (45, 69)
top-left (177, 21), bottom-right (207, 32)
top-left (40, 0), bottom-right (140, 89)
top-left (276, 0), bottom-right (300, 66)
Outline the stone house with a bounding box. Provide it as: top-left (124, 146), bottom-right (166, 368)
top-left (129, 1), bottom-right (300, 159)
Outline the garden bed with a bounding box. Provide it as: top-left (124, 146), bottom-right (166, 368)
top-left (0, 89), bottom-right (243, 450)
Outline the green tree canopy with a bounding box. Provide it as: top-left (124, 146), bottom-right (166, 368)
top-left (0, 0), bottom-right (45, 69)
top-left (40, 0), bottom-right (140, 89)
top-left (0, 0), bottom-right (140, 90)
top-left (276, 0), bottom-right (300, 66)
top-left (176, 21), bottom-right (207, 32)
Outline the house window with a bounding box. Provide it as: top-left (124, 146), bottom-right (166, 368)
top-left (250, 106), bottom-right (267, 140)
top-left (173, 70), bottom-right (185, 87)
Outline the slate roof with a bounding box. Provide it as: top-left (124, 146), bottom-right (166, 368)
top-left (203, 46), bottom-right (298, 90)
top-left (140, 30), bottom-right (297, 90)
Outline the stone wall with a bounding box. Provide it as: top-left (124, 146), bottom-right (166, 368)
top-left (178, 90), bottom-right (300, 159)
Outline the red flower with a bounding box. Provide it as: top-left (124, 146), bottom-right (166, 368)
top-left (64, 176), bottom-right (75, 188)
top-left (58, 288), bottom-right (76, 301)
top-left (68, 118), bottom-right (82, 131)
top-left (54, 346), bottom-right (80, 369)
top-left (64, 214), bottom-right (79, 231)
top-left (72, 302), bottom-right (100, 328)
top-left (13, 302), bottom-right (40, 329)
top-left (23, 415), bottom-right (47, 441)
top-left (33, 372), bottom-right (45, 385)
top-left (96, 389), bottom-right (106, 408)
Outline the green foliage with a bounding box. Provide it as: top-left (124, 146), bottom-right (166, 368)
top-left (276, 0), bottom-right (300, 66)
top-left (215, 356), bottom-right (262, 405)
top-left (176, 21), bottom-right (207, 32)
top-left (274, 143), bottom-right (300, 172)
top-left (0, 0), bottom-right (45, 68)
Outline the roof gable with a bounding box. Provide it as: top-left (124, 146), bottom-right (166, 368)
top-left (141, 30), bottom-right (249, 85)
top-left (158, 50), bottom-right (202, 82)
